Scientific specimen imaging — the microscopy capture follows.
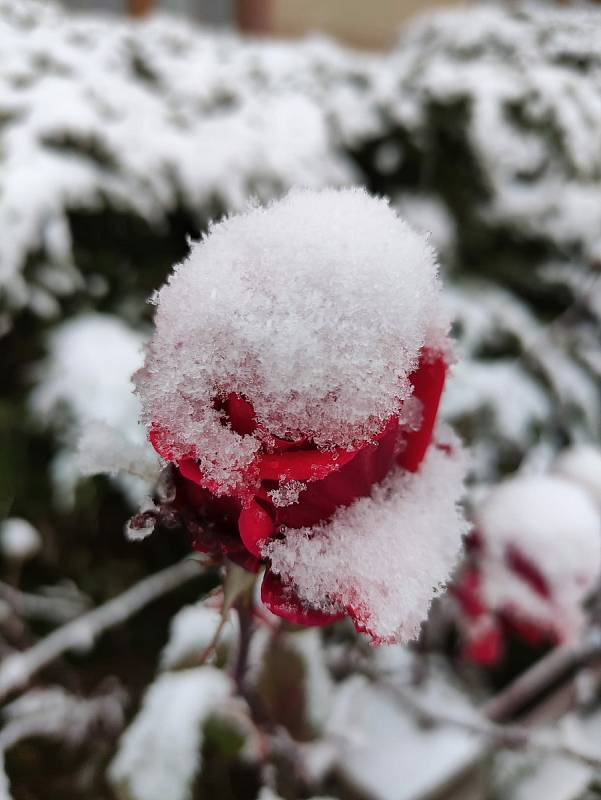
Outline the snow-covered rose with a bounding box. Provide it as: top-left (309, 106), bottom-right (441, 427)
top-left (454, 474), bottom-right (601, 664)
top-left (135, 188), bottom-right (467, 643)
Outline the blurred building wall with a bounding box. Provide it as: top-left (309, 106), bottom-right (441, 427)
top-left (60, 0), bottom-right (468, 46)
top-left (270, 0), bottom-right (468, 49)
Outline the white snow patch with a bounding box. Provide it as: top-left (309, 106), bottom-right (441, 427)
top-left (0, 518), bottom-right (41, 562)
top-left (29, 313), bottom-right (154, 506)
top-left (552, 444), bottom-right (601, 512)
top-left (160, 604), bottom-right (237, 671)
top-left (325, 670), bottom-right (480, 800)
top-left (109, 667), bottom-right (231, 800)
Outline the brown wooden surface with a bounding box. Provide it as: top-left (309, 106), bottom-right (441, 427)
top-left (128, 0), bottom-right (156, 16)
top-left (236, 0), bottom-right (272, 33)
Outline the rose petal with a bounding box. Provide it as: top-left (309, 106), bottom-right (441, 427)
top-left (238, 499), bottom-right (275, 558)
top-left (398, 351), bottom-right (447, 473)
top-left (258, 448), bottom-right (357, 482)
top-left (224, 393), bottom-right (257, 436)
top-left (261, 571), bottom-right (344, 626)
top-left (505, 544), bottom-right (551, 599)
top-left (464, 623), bottom-right (503, 665)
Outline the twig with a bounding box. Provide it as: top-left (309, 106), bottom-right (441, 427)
top-left (0, 558), bottom-right (205, 703)
top-left (388, 681), bottom-right (601, 771)
top-left (0, 686), bottom-right (126, 751)
top-left (0, 581), bottom-right (89, 624)
top-left (485, 631), bottom-right (601, 723)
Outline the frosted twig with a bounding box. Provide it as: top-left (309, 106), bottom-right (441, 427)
top-left (0, 558), bottom-right (205, 703)
top-left (387, 680), bottom-right (601, 771)
top-left (485, 630), bottom-right (601, 722)
top-left (0, 581), bottom-right (90, 624)
top-left (0, 686), bottom-right (126, 751)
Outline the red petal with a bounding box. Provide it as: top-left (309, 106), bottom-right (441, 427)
top-left (464, 624), bottom-right (503, 665)
top-left (260, 571), bottom-right (344, 627)
top-left (149, 424), bottom-right (180, 461)
top-left (505, 544), bottom-right (551, 599)
top-left (238, 499), bottom-right (275, 558)
top-left (451, 567), bottom-right (486, 619)
top-left (258, 448), bottom-right (357, 482)
top-left (398, 350), bottom-right (447, 473)
top-left (273, 419), bottom-right (399, 529)
top-left (178, 458), bottom-right (204, 485)
top-left (224, 393), bottom-right (257, 436)
top-left (271, 435), bottom-right (310, 452)
top-left (502, 607), bottom-right (552, 645)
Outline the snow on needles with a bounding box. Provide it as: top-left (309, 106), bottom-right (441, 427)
top-left (264, 435), bottom-right (469, 644)
top-left (136, 188), bottom-right (445, 488)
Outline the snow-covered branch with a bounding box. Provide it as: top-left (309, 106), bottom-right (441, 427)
top-left (0, 558), bottom-right (205, 703)
top-left (0, 686), bottom-right (126, 752)
top-left (0, 581), bottom-right (90, 624)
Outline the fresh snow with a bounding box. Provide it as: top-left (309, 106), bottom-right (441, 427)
top-left (136, 187), bottom-right (446, 488)
top-left (160, 604), bottom-right (237, 671)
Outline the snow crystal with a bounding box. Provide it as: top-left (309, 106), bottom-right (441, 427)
top-left (268, 480), bottom-right (305, 508)
top-left (109, 667), bottom-right (231, 800)
top-left (264, 434), bottom-right (468, 644)
top-left (136, 187), bottom-right (445, 488)
top-left (160, 604), bottom-right (237, 671)
top-left (0, 518), bottom-right (41, 562)
top-left (475, 475), bottom-right (601, 638)
top-left (552, 444), bottom-right (601, 511)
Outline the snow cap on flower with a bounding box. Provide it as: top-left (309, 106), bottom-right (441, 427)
top-left (135, 187), bottom-right (446, 491)
top-left (470, 475), bottom-right (601, 645)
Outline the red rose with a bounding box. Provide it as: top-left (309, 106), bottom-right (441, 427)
top-left (135, 188), bottom-right (468, 643)
top-left (150, 347), bottom-right (447, 631)
top-left (454, 473), bottom-right (601, 664)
